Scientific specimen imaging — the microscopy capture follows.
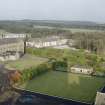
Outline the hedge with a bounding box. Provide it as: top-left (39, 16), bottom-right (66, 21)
top-left (21, 62), bottom-right (52, 82)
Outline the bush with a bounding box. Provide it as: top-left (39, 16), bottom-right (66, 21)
top-left (52, 59), bottom-right (68, 72)
top-left (21, 62), bottom-right (51, 82)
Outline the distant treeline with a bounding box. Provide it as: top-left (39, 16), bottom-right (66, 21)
top-left (0, 20), bottom-right (105, 34)
top-left (0, 20), bottom-right (72, 37)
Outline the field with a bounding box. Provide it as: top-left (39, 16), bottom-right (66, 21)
top-left (33, 25), bottom-right (104, 33)
top-left (62, 28), bottom-right (104, 33)
top-left (19, 71), bottom-right (105, 103)
top-left (5, 54), bottom-right (48, 70)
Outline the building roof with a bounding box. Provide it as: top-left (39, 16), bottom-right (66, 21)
top-left (28, 36), bottom-right (67, 43)
top-left (0, 38), bottom-right (23, 45)
top-left (71, 65), bottom-right (93, 69)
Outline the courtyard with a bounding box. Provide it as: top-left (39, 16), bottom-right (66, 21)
top-left (19, 71), bottom-right (105, 103)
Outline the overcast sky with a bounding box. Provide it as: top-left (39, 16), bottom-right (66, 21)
top-left (0, 0), bottom-right (105, 23)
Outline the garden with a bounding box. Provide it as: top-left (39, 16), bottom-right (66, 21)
top-left (19, 71), bottom-right (105, 103)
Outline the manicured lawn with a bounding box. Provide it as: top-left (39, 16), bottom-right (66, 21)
top-left (5, 54), bottom-right (48, 70)
top-left (19, 71), bottom-right (105, 103)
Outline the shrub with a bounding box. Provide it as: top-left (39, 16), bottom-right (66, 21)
top-left (51, 59), bottom-right (68, 72)
top-left (21, 62), bottom-right (51, 82)
top-left (8, 71), bottom-right (22, 85)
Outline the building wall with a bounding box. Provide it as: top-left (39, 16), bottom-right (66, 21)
top-left (95, 92), bottom-right (105, 105)
top-left (26, 39), bottom-right (68, 48)
top-left (0, 53), bottom-right (20, 61)
top-left (2, 34), bottom-right (27, 38)
top-left (0, 41), bottom-right (24, 54)
top-left (71, 67), bottom-right (93, 74)
top-left (0, 33), bottom-right (31, 39)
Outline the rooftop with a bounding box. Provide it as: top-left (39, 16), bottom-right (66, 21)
top-left (71, 65), bottom-right (93, 69)
top-left (0, 38), bottom-right (23, 45)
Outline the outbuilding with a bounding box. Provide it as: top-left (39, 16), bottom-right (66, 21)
top-left (71, 65), bottom-right (93, 75)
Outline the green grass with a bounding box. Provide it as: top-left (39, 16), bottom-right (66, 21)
top-left (5, 54), bottom-right (48, 70)
top-left (26, 48), bottom-right (89, 65)
top-left (19, 71), bottom-right (105, 103)
top-left (27, 47), bottom-right (103, 67)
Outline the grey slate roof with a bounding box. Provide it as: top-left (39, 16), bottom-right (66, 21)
top-left (0, 38), bottom-right (22, 45)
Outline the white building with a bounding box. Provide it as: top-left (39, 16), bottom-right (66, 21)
top-left (26, 36), bottom-right (69, 48)
top-left (71, 65), bottom-right (93, 75)
top-left (1, 33), bottom-right (30, 39)
top-left (95, 92), bottom-right (105, 105)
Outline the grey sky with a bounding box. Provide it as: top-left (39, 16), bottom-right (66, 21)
top-left (0, 0), bottom-right (105, 23)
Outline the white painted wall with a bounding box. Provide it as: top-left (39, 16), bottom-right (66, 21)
top-left (71, 67), bottom-right (93, 74)
top-left (3, 34), bottom-right (26, 38)
top-left (95, 92), bottom-right (105, 105)
top-left (26, 38), bottom-right (68, 48)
